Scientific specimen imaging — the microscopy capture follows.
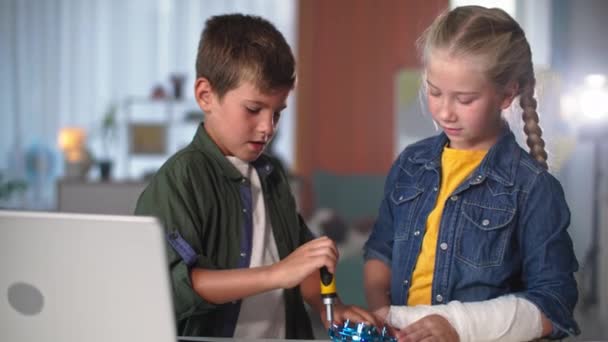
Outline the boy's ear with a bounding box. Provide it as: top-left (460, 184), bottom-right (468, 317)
top-left (194, 77), bottom-right (215, 112)
top-left (500, 81), bottom-right (519, 110)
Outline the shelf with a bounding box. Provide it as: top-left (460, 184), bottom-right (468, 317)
top-left (122, 96), bottom-right (203, 178)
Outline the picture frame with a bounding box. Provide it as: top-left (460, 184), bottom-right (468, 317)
top-left (128, 123), bottom-right (167, 155)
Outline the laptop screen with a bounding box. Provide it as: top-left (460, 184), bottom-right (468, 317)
top-left (0, 210), bottom-right (177, 342)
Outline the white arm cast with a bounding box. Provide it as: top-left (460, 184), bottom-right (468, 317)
top-left (386, 295), bottom-right (543, 342)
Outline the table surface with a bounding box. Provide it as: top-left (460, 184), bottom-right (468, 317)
top-left (177, 338), bottom-right (322, 342)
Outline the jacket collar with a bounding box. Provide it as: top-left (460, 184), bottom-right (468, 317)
top-left (190, 123), bottom-right (275, 182)
top-left (408, 123), bottom-right (520, 186)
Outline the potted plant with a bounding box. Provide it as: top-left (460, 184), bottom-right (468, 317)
top-left (0, 171), bottom-right (27, 207)
top-left (98, 103), bottom-right (117, 181)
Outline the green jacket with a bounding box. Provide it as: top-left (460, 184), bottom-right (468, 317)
top-left (135, 124), bottom-right (315, 338)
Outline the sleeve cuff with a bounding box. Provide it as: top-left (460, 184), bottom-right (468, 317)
top-left (513, 292), bottom-right (580, 339)
top-left (363, 247), bottom-right (392, 267)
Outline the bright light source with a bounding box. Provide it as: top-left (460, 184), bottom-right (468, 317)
top-left (584, 74), bottom-right (606, 88)
top-left (579, 87), bottom-right (608, 120)
top-left (562, 74), bottom-right (608, 123)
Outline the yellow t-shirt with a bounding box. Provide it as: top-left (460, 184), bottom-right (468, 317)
top-left (407, 146), bottom-right (487, 306)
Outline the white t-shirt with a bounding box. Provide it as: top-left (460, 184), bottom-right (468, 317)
top-left (228, 156), bottom-right (286, 338)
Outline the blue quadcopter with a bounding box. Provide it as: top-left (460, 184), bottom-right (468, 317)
top-left (328, 320), bottom-right (397, 342)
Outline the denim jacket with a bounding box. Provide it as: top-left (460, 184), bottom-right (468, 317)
top-left (364, 127), bottom-right (580, 339)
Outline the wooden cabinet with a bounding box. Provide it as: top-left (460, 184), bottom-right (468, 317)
top-left (57, 180), bottom-right (148, 215)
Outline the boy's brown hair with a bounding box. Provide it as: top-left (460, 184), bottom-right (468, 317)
top-left (195, 13), bottom-right (296, 99)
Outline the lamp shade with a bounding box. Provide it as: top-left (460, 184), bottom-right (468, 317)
top-left (58, 127), bottom-right (86, 162)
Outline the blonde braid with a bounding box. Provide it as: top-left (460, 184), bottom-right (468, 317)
top-left (520, 78), bottom-right (548, 170)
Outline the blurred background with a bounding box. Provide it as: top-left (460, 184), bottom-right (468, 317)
top-left (1, 0), bottom-right (607, 339)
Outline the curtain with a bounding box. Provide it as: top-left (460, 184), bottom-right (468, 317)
top-left (0, 0), bottom-right (296, 208)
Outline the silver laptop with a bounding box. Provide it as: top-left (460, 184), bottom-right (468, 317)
top-left (0, 210), bottom-right (177, 342)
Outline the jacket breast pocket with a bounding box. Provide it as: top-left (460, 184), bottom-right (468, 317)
top-left (391, 185), bottom-right (423, 241)
top-left (456, 201), bottom-right (515, 268)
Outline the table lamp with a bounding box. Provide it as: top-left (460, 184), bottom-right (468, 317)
top-left (58, 127), bottom-right (92, 179)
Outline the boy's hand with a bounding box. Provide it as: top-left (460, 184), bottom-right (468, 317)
top-left (322, 303), bottom-right (381, 329)
top-left (270, 236), bottom-right (338, 289)
top-left (394, 314), bottom-right (459, 342)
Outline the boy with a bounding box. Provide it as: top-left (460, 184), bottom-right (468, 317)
top-left (135, 14), bottom-right (375, 338)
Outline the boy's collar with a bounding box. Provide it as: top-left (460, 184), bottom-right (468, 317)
top-left (192, 123), bottom-right (274, 181)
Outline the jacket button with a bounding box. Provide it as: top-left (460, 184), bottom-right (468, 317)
top-left (242, 208), bottom-right (247, 213)
top-left (436, 294), bottom-right (444, 302)
top-left (481, 219), bottom-right (490, 226)
top-left (450, 195), bottom-right (459, 201)
top-left (399, 195), bottom-right (404, 201)
top-left (403, 280), bottom-right (409, 285)
top-left (240, 252), bottom-right (246, 257)
top-left (413, 230), bottom-right (420, 236)
top-left (433, 187), bottom-right (438, 192)
top-left (471, 175), bottom-right (483, 184)
top-left (440, 242), bottom-right (448, 251)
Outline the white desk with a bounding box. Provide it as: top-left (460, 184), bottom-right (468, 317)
top-left (178, 338), bottom-right (320, 342)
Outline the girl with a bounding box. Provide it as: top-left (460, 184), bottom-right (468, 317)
top-left (363, 6), bottom-right (579, 342)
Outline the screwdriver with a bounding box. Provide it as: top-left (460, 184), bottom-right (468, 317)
top-left (320, 266), bottom-right (337, 324)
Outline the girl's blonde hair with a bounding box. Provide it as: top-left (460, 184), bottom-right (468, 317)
top-left (418, 5), bottom-right (548, 169)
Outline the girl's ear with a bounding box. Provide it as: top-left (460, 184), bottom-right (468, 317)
top-left (500, 81), bottom-right (519, 110)
top-left (194, 77), bottom-right (216, 113)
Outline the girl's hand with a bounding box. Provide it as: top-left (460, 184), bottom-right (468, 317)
top-left (395, 314), bottom-right (459, 342)
top-left (323, 303), bottom-right (380, 329)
